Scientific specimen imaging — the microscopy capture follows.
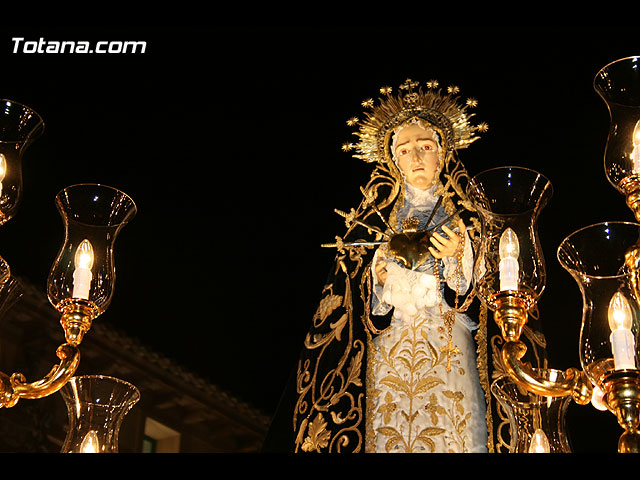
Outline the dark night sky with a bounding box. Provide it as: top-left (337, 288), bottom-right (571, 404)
top-left (0, 24), bottom-right (637, 452)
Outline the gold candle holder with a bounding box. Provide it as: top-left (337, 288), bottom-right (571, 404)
top-left (0, 184), bottom-right (136, 409)
top-left (602, 370), bottom-right (640, 453)
top-left (469, 167), bottom-right (593, 411)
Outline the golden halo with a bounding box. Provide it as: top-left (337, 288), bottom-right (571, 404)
top-left (342, 78), bottom-right (488, 166)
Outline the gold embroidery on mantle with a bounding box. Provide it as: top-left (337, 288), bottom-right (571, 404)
top-left (294, 252), bottom-right (366, 453)
top-left (299, 413), bottom-right (331, 453)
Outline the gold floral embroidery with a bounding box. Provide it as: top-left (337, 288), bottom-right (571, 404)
top-left (313, 293), bottom-right (342, 327)
top-left (370, 318), bottom-right (473, 452)
top-left (415, 426), bottom-right (447, 453)
top-left (295, 256), bottom-right (366, 453)
top-left (442, 390), bottom-right (471, 452)
top-left (301, 413), bottom-right (332, 453)
top-left (424, 393), bottom-right (446, 424)
top-left (304, 289), bottom-right (348, 349)
top-left (378, 392), bottom-right (397, 424)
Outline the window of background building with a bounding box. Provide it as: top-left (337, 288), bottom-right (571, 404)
top-left (143, 417), bottom-right (180, 453)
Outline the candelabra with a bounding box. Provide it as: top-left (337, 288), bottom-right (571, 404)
top-left (0, 98), bottom-right (137, 447)
top-left (471, 56), bottom-right (640, 453)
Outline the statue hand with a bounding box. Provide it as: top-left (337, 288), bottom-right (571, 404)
top-left (374, 258), bottom-right (388, 286)
top-left (429, 218), bottom-right (465, 259)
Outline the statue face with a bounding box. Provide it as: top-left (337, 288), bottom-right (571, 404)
top-left (394, 123), bottom-right (440, 190)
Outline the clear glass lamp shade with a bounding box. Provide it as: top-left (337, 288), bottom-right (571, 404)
top-left (60, 375), bottom-right (140, 453)
top-left (467, 166), bottom-right (553, 309)
top-left (0, 99), bottom-right (44, 224)
top-left (491, 370), bottom-right (572, 453)
top-left (594, 56), bottom-right (640, 192)
top-left (47, 184), bottom-right (136, 319)
top-left (557, 221), bottom-right (640, 389)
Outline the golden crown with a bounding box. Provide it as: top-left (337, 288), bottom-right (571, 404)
top-left (342, 78), bottom-right (488, 165)
top-left (401, 217), bottom-right (420, 232)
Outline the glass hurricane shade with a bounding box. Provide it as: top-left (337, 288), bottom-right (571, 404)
top-left (467, 166), bottom-right (553, 309)
top-left (60, 375), bottom-right (140, 453)
top-left (557, 221), bottom-right (640, 389)
top-left (594, 56), bottom-right (640, 192)
top-left (0, 99), bottom-right (44, 225)
top-left (47, 184), bottom-right (136, 319)
top-left (491, 370), bottom-right (572, 453)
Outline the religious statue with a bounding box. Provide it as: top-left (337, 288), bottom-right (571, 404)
top-left (263, 78), bottom-right (546, 453)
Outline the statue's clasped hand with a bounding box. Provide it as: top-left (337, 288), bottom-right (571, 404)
top-left (429, 218), bottom-right (465, 259)
top-left (375, 218), bottom-right (465, 287)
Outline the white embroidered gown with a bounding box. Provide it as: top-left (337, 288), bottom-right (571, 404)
top-left (366, 183), bottom-right (488, 453)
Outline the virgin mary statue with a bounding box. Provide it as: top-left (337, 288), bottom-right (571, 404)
top-left (263, 79), bottom-right (543, 453)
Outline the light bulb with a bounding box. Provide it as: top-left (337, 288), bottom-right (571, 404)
top-left (72, 239), bottom-right (94, 300)
top-left (74, 239), bottom-right (94, 270)
top-left (0, 153), bottom-right (6, 197)
top-left (632, 120), bottom-right (640, 171)
top-left (80, 430), bottom-right (99, 453)
top-left (0, 154), bottom-right (6, 182)
top-left (528, 428), bottom-right (550, 453)
top-left (608, 291), bottom-right (637, 370)
top-left (609, 291), bottom-right (633, 331)
top-left (499, 227), bottom-right (520, 258)
top-left (499, 228), bottom-right (519, 291)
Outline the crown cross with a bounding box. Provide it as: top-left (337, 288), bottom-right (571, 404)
top-left (400, 78), bottom-right (419, 91)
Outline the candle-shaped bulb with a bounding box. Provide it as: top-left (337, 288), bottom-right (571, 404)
top-left (499, 228), bottom-right (520, 291)
top-left (499, 227), bottom-right (520, 258)
top-left (632, 120), bottom-right (640, 171)
top-left (528, 428), bottom-right (550, 453)
top-left (609, 291), bottom-right (633, 331)
top-left (608, 291), bottom-right (637, 370)
top-left (74, 239), bottom-right (94, 270)
top-left (0, 153), bottom-right (7, 198)
top-left (72, 239), bottom-right (94, 300)
top-left (0, 154), bottom-right (7, 183)
top-left (80, 430), bottom-right (99, 453)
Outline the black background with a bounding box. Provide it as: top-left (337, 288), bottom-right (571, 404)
top-left (0, 24), bottom-right (637, 453)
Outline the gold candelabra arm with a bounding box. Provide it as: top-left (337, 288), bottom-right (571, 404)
top-left (0, 343), bottom-right (80, 408)
top-left (0, 306), bottom-right (93, 408)
top-left (490, 292), bottom-right (593, 404)
top-left (501, 340), bottom-right (593, 405)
